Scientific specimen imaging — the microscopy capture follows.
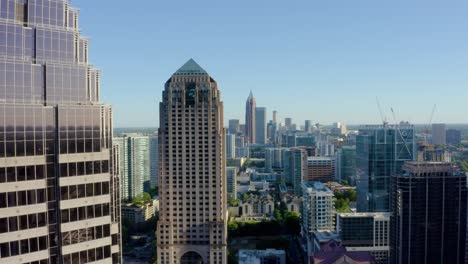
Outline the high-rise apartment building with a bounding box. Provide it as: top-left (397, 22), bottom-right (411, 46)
top-left (356, 124), bottom-right (415, 212)
top-left (255, 107), bottom-right (266, 145)
top-left (284, 148), bottom-right (308, 195)
top-left (150, 134), bottom-right (159, 187)
top-left (0, 0), bottom-right (121, 262)
top-left (157, 59), bottom-right (227, 264)
top-left (302, 182), bottom-right (335, 233)
top-left (337, 212), bottom-right (390, 264)
top-left (226, 167), bottom-right (238, 200)
top-left (264, 147), bottom-right (288, 172)
top-left (228, 119), bottom-right (240, 135)
top-left (245, 92), bottom-right (256, 144)
top-left (390, 162), bottom-right (467, 264)
top-left (431, 123), bottom-right (446, 145)
top-left (114, 135), bottom-right (150, 201)
top-left (225, 134), bottom-right (235, 160)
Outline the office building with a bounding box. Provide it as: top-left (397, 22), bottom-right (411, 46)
top-left (302, 182), bottom-right (335, 233)
top-left (336, 146), bottom-right (356, 184)
top-left (390, 162), bottom-right (467, 264)
top-left (306, 157), bottom-right (335, 182)
top-left (114, 135), bottom-right (150, 201)
top-left (431, 123), bottom-right (446, 145)
top-left (446, 129), bottom-right (462, 145)
top-left (245, 91), bottom-right (256, 144)
top-left (272, 110), bottom-right (278, 124)
top-left (226, 134), bottom-right (235, 160)
top-left (228, 119), bottom-right (240, 135)
top-left (284, 148), bottom-right (308, 195)
top-left (150, 134), bottom-right (159, 187)
top-left (356, 124), bottom-right (415, 212)
top-left (157, 59), bottom-right (227, 264)
top-left (337, 212), bottom-right (390, 264)
top-left (122, 198), bottom-right (159, 224)
top-left (238, 249), bottom-right (286, 264)
top-left (226, 167), bottom-right (237, 200)
top-left (0, 0), bottom-right (121, 262)
top-left (255, 107), bottom-right (267, 144)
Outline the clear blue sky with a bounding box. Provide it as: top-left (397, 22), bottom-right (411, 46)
top-left (78, 0), bottom-right (468, 127)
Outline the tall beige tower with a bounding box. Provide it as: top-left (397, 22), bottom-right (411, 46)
top-left (157, 59), bottom-right (227, 264)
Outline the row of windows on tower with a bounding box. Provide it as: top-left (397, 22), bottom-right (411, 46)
top-left (0, 189), bottom-right (46, 208)
top-left (60, 203), bottom-right (110, 223)
top-left (60, 181), bottom-right (110, 200)
top-left (0, 236), bottom-right (48, 259)
top-left (61, 224), bottom-right (111, 246)
top-left (0, 212), bottom-right (47, 233)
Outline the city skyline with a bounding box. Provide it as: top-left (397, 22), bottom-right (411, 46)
top-left (77, 0), bottom-right (468, 127)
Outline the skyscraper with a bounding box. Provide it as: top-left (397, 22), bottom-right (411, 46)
top-left (226, 133), bottom-right (235, 160)
top-left (284, 148), bottom-right (308, 195)
top-left (356, 124), bottom-right (415, 212)
top-left (245, 91), bottom-right (256, 144)
top-left (157, 59), bottom-right (227, 264)
top-left (446, 129), bottom-right (462, 145)
top-left (226, 167), bottom-right (238, 200)
top-left (390, 162), bottom-right (467, 264)
top-left (228, 119), bottom-right (240, 135)
top-left (272, 110), bottom-right (278, 124)
top-left (255, 107), bottom-right (266, 145)
top-left (432, 123), bottom-right (446, 145)
top-left (114, 135), bottom-right (150, 200)
top-left (284, 118), bottom-right (292, 129)
top-left (0, 0), bottom-right (121, 262)
top-left (150, 134), bottom-right (159, 187)
top-left (304, 120), bottom-right (312, 133)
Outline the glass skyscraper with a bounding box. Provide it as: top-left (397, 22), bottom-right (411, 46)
top-left (356, 124), bottom-right (415, 212)
top-left (0, 0), bottom-right (121, 263)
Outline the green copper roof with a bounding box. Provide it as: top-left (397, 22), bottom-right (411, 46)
top-left (174, 59), bottom-right (207, 75)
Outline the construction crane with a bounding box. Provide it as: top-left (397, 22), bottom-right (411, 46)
top-left (376, 97), bottom-right (387, 125)
top-left (425, 104), bottom-right (437, 144)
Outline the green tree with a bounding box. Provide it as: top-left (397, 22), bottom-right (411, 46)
top-left (242, 193), bottom-right (248, 202)
top-left (284, 211), bottom-right (301, 235)
top-left (274, 209), bottom-right (283, 222)
top-left (228, 199), bottom-right (240, 207)
top-left (132, 192), bottom-right (152, 206)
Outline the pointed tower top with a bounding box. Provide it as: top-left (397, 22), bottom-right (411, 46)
top-left (248, 90), bottom-right (255, 100)
top-left (174, 59), bottom-right (208, 75)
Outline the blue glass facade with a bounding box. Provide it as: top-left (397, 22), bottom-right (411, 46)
top-left (0, 0), bottom-right (121, 263)
top-left (356, 124), bottom-right (415, 212)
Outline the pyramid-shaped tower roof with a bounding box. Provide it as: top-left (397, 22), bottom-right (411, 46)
top-left (174, 59), bottom-right (208, 75)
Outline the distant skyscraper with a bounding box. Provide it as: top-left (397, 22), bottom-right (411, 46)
top-left (356, 124), bottom-right (415, 212)
top-left (150, 134), bottom-right (159, 187)
top-left (228, 119), bottom-right (240, 134)
top-left (157, 59), bottom-right (227, 264)
top-left (226, 167), bottom-right (238, 200)
top-left (255, 107), bottom-right (267, 144)
top-left (446, 129), bottom-right (462, 145)
top-left (305, 120), bottom-right (312, 132)
top-left (284, 148), bottom-right (308, 195)
top-left (0, 1), bottom-right (121, 262)
top-left (226, 134), bottom-right (236, 159)
top-left (272, 110), bottom-right (278, 124)
top-left (390, 162), bottom-right (467, 264)
top-left (114, 135), bottom-right (150, 200)
top-left (285, 118), bottom-right (292, 129)
top-left (245, 91), bottom-right (256, 144)
top-left (432, 123), bottom-right (446, 145)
